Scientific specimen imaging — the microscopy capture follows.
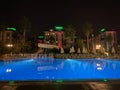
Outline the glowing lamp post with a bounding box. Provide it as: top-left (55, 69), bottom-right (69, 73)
top-left (7, 44), bottom-right (13, 55)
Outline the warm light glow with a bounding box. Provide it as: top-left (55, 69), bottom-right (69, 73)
top-left (50, 29), bottom-right (54, 31)
top-left (96, 44), bottom-right (101, 49)
top-left (6, 44), bottom-right (13, 47)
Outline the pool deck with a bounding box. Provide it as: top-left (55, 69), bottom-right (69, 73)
top-left (0, 53), bottom-right (120, 61)
top-left (1, 81), bottom-right (120, 90)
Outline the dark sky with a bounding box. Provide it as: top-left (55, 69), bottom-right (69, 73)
top-left (0, 0), bottom-right (120, 33)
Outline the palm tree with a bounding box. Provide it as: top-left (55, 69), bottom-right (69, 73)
top-left (82, 22), bottom-right (93, 53)
top-left (19, 16), bottom-right (31, 41)
top-left (64, 25), bottom-right (76, 37)
top-left (105, 34), bottom-right (112, 52)
top-left (18, 16), bottom-right (31, 53)
top-left (64, 25), bottom-right (76, 46)
top-left (76, 38), bottom-right (85, 53)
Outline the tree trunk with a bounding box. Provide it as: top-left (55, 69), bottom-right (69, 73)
top-left (23, 29), bottom-right (26, 41)
top-left (87, 35), bottom-right (89, 53)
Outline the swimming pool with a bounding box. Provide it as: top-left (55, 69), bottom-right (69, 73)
top-left (0, 58), bottom-right (120, 82)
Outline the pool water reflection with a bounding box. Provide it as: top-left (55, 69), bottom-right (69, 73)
top-left (0, 58), bottom-right (120, 81)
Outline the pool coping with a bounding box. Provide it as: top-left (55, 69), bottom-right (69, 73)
top-left (1, 80), bottom-right (120, 86)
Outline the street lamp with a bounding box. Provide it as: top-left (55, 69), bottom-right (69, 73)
top-left (6, 44), bottom-right (13, 55)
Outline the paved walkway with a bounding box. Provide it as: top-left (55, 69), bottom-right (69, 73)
top-left (1, 82), bottom-right (120, 90)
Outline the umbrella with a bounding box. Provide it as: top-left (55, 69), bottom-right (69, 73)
top-left (70, 46), bottom-right (75, 53)
top-left (111, 46), bottom-right (115, 54)
top-left (77, 48), bottom-right (81, 54)
top-left (82, 47), bottom-right (87, 54)
top-left (60, 47), bottom-right (64, 54)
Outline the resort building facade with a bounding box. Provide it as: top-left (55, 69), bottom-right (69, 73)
top-left (0, 30), bottom-right (13, 47)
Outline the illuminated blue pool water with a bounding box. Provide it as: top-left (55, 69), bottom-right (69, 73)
top-left (0, 58), bottom-right (120, 81)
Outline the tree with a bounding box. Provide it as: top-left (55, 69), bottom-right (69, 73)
top-left (18, 16), bottom-right (32, 53)
top-left (82, 22), bottom-right (93, 53)
top-left (0, 41), bottom-right (9, 55)
top-left (0, 23), bottom-right (7, 31)
top-left (64, 25), bottom-right (76, 37)
top-left (0, 23), bottom-right (9, 55)
top-left (105, 34), bottom-right (112, 52)
top-left (64, 25), bottom-right (76, 47)
top-left (19, 16), bottom-right (31, 41)
top-left (76, 38), bottom-right (85, 52)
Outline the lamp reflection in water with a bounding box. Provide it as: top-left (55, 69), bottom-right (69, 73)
top-left (6, 68), bottom-right (12, 73)
top-left (94, 61), bottom-right (106, 71)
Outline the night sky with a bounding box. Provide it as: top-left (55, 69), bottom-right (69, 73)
top-left (0, 0), bottom-right (120, 34)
